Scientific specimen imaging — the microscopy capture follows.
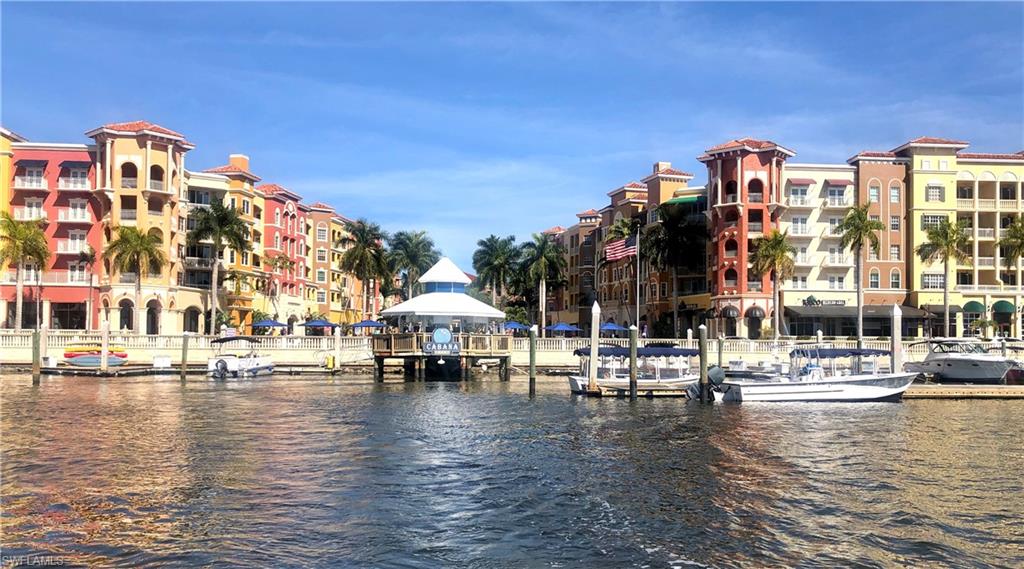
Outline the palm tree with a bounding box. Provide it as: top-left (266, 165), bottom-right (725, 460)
top-left (520, 233), bottom-right (567, 337)
top-left (836, 204), bottom-right (886, 343)
top-left (472, 234), bottom-right (519, 306)
top-left (388, 230), bottom-right (440, 299)
top-left (916, 218), bottom-right (972, 337)
top-left (641, 204), bottom-right (707, 337)
top-left (78, 245), bottom-right (97, 330)
top-left (337, 218), bottom-right (390, 320)
top-left (749, 230), bottom-right (796, 339)
top-left (187, 200), bottom-right (251, 333)
top-left (264, 253), bottom-right (296, 318)
top-left (104, 226), bottom-right (166, 334)
top-left (997, 217), bottom-right (1024, 276)
top-left (0, 213), bottom-right (50, 330)
top-left (605, 217), bottom-right (640, 242)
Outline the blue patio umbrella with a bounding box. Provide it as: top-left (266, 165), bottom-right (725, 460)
top-left (600, 322), bottom-right (629, 332)
top-left (545, 322), bottom-right (582, 332)
top-left (251, 319), bottom-right (288, 328)
top-left (300, 319), bottom-right (339, 328)
top-left (351, 319), bottom-right (386, 328)
top-left (504, 322), bottom-right (530, 330)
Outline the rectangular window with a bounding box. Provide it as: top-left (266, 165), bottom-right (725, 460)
top-left (791, 276), bottom-right (807, 289)
top-left (242, 252), bottom-right (250, 265)
top-left (317, 227), bottom-right (328, 242)
top-left (890, 216), bottom-right (900, 231)
top-left (921, 159), bottom-right (932, 170)
top-left (868, 248), bottom-right (878, 261)
top-left (926, 185), bottom-right (944, 202)
top-left (922, 274), bottom-right (945, 289)
top-left (869, 186), bottom-right (879, 203)
top-left (660, 282), bottom-right (667, 298)
top-left (922, 214), bottom-right (945, 230)
top-left (316, 248), bottom-right (327, 262)
top-left (317, 290), bottom-right (326, 303)
top-left (890, 245), bottom-right (900, 260)
top-left (829, 218), bottom-right (841, 235)
top-left (890, 271), bottom-right (901, 289)
top-left (316, 269), bottom-right (327, 283)
top-left (230, 197), bottom-right (237, 210)
top-left (229, 250), bottom-right (236, 263)
top-left (870, 214), bottom-right (880, 222)
top-left (890, 186), bottom-right (900, 203)
top-left (869, 272), bottom-right (880, 288)
top-left (828, 276), bottom-right (845, 290)
top-left (939, 160), bottom-right (948, 170)
top-left (790, 187), bottom-right (808, 205)
top-left (792, 217), bottom-right (808, 235)
top-left (797, 247), bottom-right (808, 263)
top-left (242, 200), bottom-right (250, 214)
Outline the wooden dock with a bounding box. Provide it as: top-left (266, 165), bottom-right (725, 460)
top-left (371, 333), bottom-right (512, 380)
top-left (904, 383), bottom-right (1024, 399)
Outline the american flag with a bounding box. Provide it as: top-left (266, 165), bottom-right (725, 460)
top-left (605, 234), bottom-right (637, 261)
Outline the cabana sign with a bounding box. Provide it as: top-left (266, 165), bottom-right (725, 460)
top-left (424, 327), bottom-right (461, 355)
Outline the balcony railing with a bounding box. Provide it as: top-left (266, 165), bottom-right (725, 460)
top-left (13, 208), bottom-right (46, 222)
top-left (121, 209), bottom-right (138, 220)
top-left (57, 209), bottom-right (90, 223)
top-left (977, 228), bottom-right (995, 239)
top-left (724, 280), bottom-right (738, 288)
top-left (977, 199), bottom-right (996, 209)
top-left (148, 179), bottom-right (165, 192)
top-left (13, 176), bottom-right (47, 190)
top-left (978, 256), bottom-right (995, 267)
top-left (826, 256), bottom-right (851, 266)
top-left (748, 193), bottom-right (764, 204)
top-left (57, 178), bottom-right (91, 191)
top-left (824, 197), bottom-right (850, 207)
top-left (748, 222), bottom-right (764, 233)
top-left (184, 257), bottom-right (217, 270)
top-left (999, 199), bottom-right (1018, 208)
top-left (747, 282), bottom-right (763, 292)
top-left (956, 284), bottom-right (1024, 293)
top-left (120, 177), bottom-right (138, 189)
top-left (723, 194), bottom-right (739, 204)
top-left (790, 226), bottom-right (812, 236)
top-left (2, 269), bottom-right (91, 285)
top-left (787, 197), bottom-right (812, 207)
top-left (56, 241), bottom-right (87, 255)
top-left (957, 198), bottom-right (974, 209)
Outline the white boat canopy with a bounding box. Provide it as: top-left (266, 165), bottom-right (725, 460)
top-left (380, 257), bottom-right (505, 323)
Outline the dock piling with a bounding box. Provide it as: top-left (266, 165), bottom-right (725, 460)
top-left (31, 329), bottom-right (41, 385)
top-left (717, 334), bottom-right (723, 369)
top-left (588, 302), bottom-right (600, 392)
top-left (628, 325), bottom-right (638, 401)
top-left (180, 334), bottom-right (190, 383)
top-left (698, 324), bottom-right (709, 403)
top-left (528, 326), bottom-right (537, 396)
top-left (100, 320), bottom-right (110, 372)
top-left (891, 305), bottom-right (903, 373)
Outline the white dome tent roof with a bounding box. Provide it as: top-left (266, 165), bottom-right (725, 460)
top-left (381, 257), bottom-right (504, 321)
top-left (418, 256), bottom-right (472, 284)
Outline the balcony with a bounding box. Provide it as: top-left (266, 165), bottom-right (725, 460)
top-left (789, 227), bottom-right (813, 239)
top-left (724, 279), bottom-right (738, 288)
top-left (121, 209), bottom-right (138, 221)
top-left (825, 256), bottom-right (852, 267)
top-left (56, 240), bottom-right (88, 255)
top-left (2, 269), bottom-right (91, 285)
top-left (823, 197), bottom-right (851, 208)
top-left (13, 176), bottom-right (47, 190)
top-left (999, 199), bottom-right (1018, 209)
top-left (748, 222), bottom-right (764, 234)
top-left (747, 282), bottom-right (763, 292)
top-left (148, 179), bottom-right (165, 192)
top-left (822, 228), bottom-right (843, 239)
top-left (956, 199), bottom-right (974, 209)
top-left (978, 256), bottom-right (995, 267)
top-left (57, 209), bottom-right (91, 223)
top-left (795, 256), bottom-right (815, 267)
top-left (977, 199), bottom-right (996, 210)
top-left (57, 178), bottom-right (91, 191)
top-left (748, 193), bottom-right (764, 204)
top-left (977, 228), bottom-right (995, 239)
top-left (787, 197), bottom-right (814, 209)
top-left (13, 208), bottom-right (46, 222)
top-left (120, 177), bottom-right (138, 189)
top-left (184, 257), bottom-right (217, 270)
top-left (956, 284), bottom-right (1024, 294)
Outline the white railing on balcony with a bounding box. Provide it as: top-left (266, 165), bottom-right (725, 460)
top-left (999, 199), bottom-right (1018, 208)
top-left (787, 197), bottom-right (811, 207)
top-left (121, 209), bottom-right (137, 220)
top-left (1, 269), bottom-right (91, 285)
top-left (120, 177), bottom-right (138, 189)
top-left (977, 228), bottom-right (995, 239)
top-left (825, 197), bottom-right (850, 207)
top-left (748, 193), bottom-right (764, 204)
top-left (56, 240), bottom-right (87, 255)
top-left (956, 199), bottom-right (974, 209)
top-left (13, 208), bottom-right (46, 221)
top-left (748, 222), bottom-right (764, 233)
top-left (956, 284), bottom-right (1023, 293)
top-left (13, 176), bottom-right (47, 190)
top-left (977, 198), bottom-right (996, 209)
top-left (790, 226), bottom-right (811, 236)
top-left (58, 178), bottom-right (91, 191)
top-left (148, 179), bottom-right (165, 191)
top-left (826, 255), bottom-right (851, 266)
top-left (978, 256), bottom-right (995, 267)
top-left (184, 257), bottom-right (217, 270)
top-left (747, 282), bottom-right (763, 292)
top-left (57, 209), bottom-right (90, 222)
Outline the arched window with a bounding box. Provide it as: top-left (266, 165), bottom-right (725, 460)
top-left (724, 180), bottom-right (738, 203)
top-left (724, 239), bottom-right (738, 258)
top-left (868, 183), bottom-right (880, 203)
top-left (275, 210), bottom-right (281, 225)
top-left (890, 269), bottom-right (901, 289)
top-left (120, 163), bottom-right (138, 189)
top-left (724, 268), bottom-right (738, 287)
top-left (184, 307), bottom-right (201, 333)
top-left (748, 179), bottom-right (764, 203)
top-left (149, 165), bottom-right (164, 191)
top-left (889, 181), bottom-right (901, 203)
top-left (724, 210), bottom-right (739, 228)
top-left (869, 269), bottom-right (880, 289)
top-left (118, 299), bottom-right (134, 331)
top-left (317, 223), bottom-right (328, 242)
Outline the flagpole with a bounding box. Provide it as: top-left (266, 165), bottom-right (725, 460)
top-left (635, 222), bottom-right (640, 329)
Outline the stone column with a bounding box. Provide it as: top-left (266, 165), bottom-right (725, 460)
top-left (42, 299), bottom-right (51, 329)
top-left (105, 138), bottom-right (112, 189)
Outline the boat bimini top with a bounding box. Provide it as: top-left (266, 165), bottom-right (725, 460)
top-left (211, 336), bottom-right (263, 345)
top-left (789, 347), bottom-right (890, 359)
top-left (573, 346), bottom-right (700, 358)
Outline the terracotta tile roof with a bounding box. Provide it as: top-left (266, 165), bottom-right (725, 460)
top-left (856, 151), bottom-right (896, 158)
top-left (257, 183), bottom-right (286, 195)
top-left (701, 137), bottom-right (795, 158)
top-left (907, 136), bottom-right (968, 145)
top-left (100, 120), bottom-right (184, 139)
top-left (576, 208), bottom-right (598, 217)
top-left (656, 166), bottom-right (693, 177)
top-left (623, 181), bottom-right (647, 190)
top-left (542, 226), bottom-right (566, 235)
top-left (309, 201), bottom-right (335, 210)
top-left (957, 152), bottom-right (1024, 160)
top-left (204, 164), bottom-right (262, 181)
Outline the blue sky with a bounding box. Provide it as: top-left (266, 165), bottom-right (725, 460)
top-left (3, 2), bottom-right (1022, 268)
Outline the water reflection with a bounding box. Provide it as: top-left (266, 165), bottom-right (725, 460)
top-left (2, 375), bottom-right (1022, 567)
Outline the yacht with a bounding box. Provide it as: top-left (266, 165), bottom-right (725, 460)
top-left (568, 346), bottom-right (700, 394)
top-left (208, 336), bottom-right (274, 379)
top-left (905, 339), bottom-right (1022, 384)
top-left (696, 347), bottom-right (917, 402)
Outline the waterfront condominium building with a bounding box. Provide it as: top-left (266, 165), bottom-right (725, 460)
top-left (549, 210), bottom-right (600, 329)
top-left (594, 181), bottom-right (649, 328)
top-left (699, 138), bottom-right (793, 338)
top-left (257, 183), bottom-right (308, 330)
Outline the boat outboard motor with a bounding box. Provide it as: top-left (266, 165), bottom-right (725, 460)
top-left (214, 359), bottom-right (228, 380)
top-left (708, 365), bottom-right (726, 388)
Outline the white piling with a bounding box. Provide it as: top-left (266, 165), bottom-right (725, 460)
top-left (333, 325), bottom-right (342, 368)
top-left (891, 304), bottom-right (903, 373)
top-left (100, 320), bottom-right (110, 372)
top-left (588, 301), bottom-right (601, 392)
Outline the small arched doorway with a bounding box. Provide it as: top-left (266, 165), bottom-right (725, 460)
top-left (146, 299), bottom-right (161, 335)
top-left (184, 306), bottom-right (201, 333)
top-left (721, 305), bottom-right (739, 337)
top-left (745, 306), bottom-right (765, 339)
top-left (118, 299), bottom-right (134, 331)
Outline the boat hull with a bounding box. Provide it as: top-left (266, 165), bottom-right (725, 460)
top-left (718, 373), bottom-right (917, 402)
top-left (208, 356), bottom-right (275, 379)
top-left (905, 357), bottom-right (1015, 384)
top-left (568, 375), bottom-right (697, 394)
top-left (65, 354), bottom-right (127, 367)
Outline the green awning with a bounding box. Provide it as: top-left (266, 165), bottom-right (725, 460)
top-left (963, 301), bottom-right (986, 313)
top-left (664, 196), bottom-right (700, 205)
top-left (993, 300), bottom-right (1015, 314)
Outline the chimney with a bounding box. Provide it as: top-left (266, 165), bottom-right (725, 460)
top-left (229, 153), bottom-right (250, 170)
top-left (654, 161), bottom-right (671, 173)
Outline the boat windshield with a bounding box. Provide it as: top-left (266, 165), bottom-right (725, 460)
top-left (934, 342), bottom-right (987, 354)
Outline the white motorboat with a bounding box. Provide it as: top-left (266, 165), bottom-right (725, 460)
top-left (703, 347), bottom-right (917, 402)
top-left (904, 339), bottom-right (1022, 384)
top-left (208, 336), bottom-right (274, 379)
top-left (568, 346), bottom-right (700, 394)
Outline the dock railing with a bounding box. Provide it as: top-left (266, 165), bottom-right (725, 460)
top-left (371, 333), bottom-right (511, 357)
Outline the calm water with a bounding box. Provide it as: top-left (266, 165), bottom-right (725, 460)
top-left (2, 375), bottom-right (1022, 568)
